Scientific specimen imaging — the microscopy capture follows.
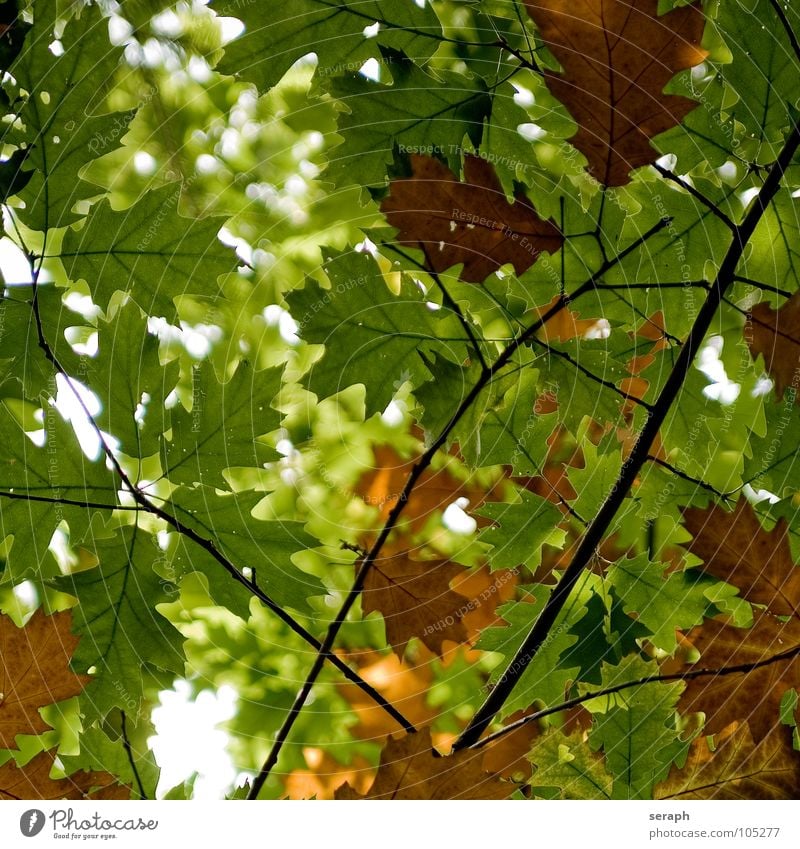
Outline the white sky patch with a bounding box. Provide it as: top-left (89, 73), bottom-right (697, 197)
top-left (739, 186), bottom-right (760, 208)
top-left (133, 150), bottom-right (158, 176)
top-left (584, 318), bottom-right (611, 340)
top-left (359, 58), bottom-right (381, 81)
top-left (381, 400), bottom-right (404, 427)
top-left (217, 17), bottom-right (245, 45)
top-left (698, 336), bottom-right (740, 405)
top-left (443, 497), bottom-right (477, 535)
top-left (150, 681), bottom-right (238, 799)
top-left (743, 483), bottom-right (780, 505)
top-left (517, 123), bottom-right (546, 142)
top-left (263, 304), bottom-right (299, 345)
top-left (513, 85), bottom-right (535, 108)
top-left (0, 237), bottom-right (34, 283)
top-left (363, 22), bottom-right (380, 38)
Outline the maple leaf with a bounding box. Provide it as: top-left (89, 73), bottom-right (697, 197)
top-left (481, 709), bottom-right (539, 781)
top-left (525, 0), bottom-right (707, 186)
top-left (746, 292), bottom-right (800, 402)
top-left (380, 154), bottom-right (562, 283)
top-left (682, 500), bottom-right (800, 616)
top-left (363, 551), bottom-right (471, 657)
top-left (656, 722), bottom-right (800, 800)
top-left (0, 610), bottom-right (89, 748)
top-left (335, 727), bottom-right (514, 799)
top-left (665, 612), bottom-right (800, 742)
top-left (0, 750), bottom-right (129, 800)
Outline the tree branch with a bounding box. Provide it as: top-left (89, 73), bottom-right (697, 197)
top-left (246, 210), bottom-right (673, 797)
top-left (24, 277), bottom-right (415, 738)
top-left (469, 641), bottom-right (800, 751)
top-left (652, 164), bottom-right (736, 232)
top-left (451, 115), bottom-right (800, 751)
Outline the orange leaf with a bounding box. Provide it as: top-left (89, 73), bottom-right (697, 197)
top-left (525, 0), bottom-right (707, 187)
top-left (381, 154), bottom-right (562, 283)
top-left (363, 551), bottom-right (471, 657)
top-left (665, 611), bottom-right (800, 742)
top-left (0, 609), bottom-right (89, 748)
top-left (0, 750), bottom-right (130, 800)
top-left (335, 727), bottom-right (514, 799)
top-left (682, 500), bottom-right (800, 617)
top-left (284, 749), bottom-right (374, 800)
top-left (656, 722), bottom-right (800, 800)
top-left (480, 709), bottom-right (539, 780)
top-left (355, 444), bottom-right (489, 535)
top-left (746, 292), bottom-right (800, 402)
top-left (336, 651), bottom-right (437, 740)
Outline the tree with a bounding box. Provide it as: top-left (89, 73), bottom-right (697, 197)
top-left (0, 0), bottom-right (799, 801)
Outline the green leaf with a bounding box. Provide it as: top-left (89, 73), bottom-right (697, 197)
top-left (476, 488), bottom-right (563, 571)
top-left (162, 359), bottom-right (281, 488)
top-left (605, 556), bottom-right (711, 652)
top-left (9, 1), bottom-right (134, 231)
top-left (586, 656), bottom-right (685, 800)
top-left (529, 729), bottom-right (613, 800)
top-left (327, 51), bottom-right (490, 188)
top-left (56, 525), bottom-right (186, 719)
top-left (166, 487), bottom-right (325, 616)
top-left (287, 248), bottom-right (466, 417)
top-left (82, 301), bottom-right (178, 457)
top-left (476, 579), bottom-right (589, 713)
top-left (60, 184), bottom-right (238, 318)
top-left (213, 0), bottom-right (442, 93)
top-left (0, 401), bottom-right (117, 581)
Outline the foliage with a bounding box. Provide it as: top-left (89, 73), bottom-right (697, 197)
top-left (0, 0), bottom-right (798, 801)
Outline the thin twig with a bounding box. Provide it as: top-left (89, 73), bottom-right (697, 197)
top-left (646, 455), bottom-right (735, 502)
top-left (120, 711), bottom-right (148, 800)
top-left (452, 116), bottom-right (800, 751)
top-left (246, 216), bottom-right (673, 797)
top-left (470, 641), bottom-right (800, 751)
top-left (652, 164), bottom-right (736, 232)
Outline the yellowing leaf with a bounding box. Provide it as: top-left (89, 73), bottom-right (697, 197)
top-left (381, 154), bottom-right (562, 283)
top-left (0, 610), bottom-right (88, 748)
top-left (335, 727), bottom-right (514, 799)
top-left (657, 722), bottom-right (800, 800)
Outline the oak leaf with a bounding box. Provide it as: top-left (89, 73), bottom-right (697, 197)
top-left (285, 749), bottom-right (374, 800)
top-left (656, 722), bottom-right (800, 800)
top-left (682, 500), bottom-right (800, 616)
top-left (665, 612), bottom-right (800, 742)
top-left (363, 551), bottom-right (471, 657)
top-left (380, 154), bottom-right (562, 283)
top-left (334, 727), bottom-right (514, 799)
top-left (525, 0), bottom-right (707, 186)
top-left (0, 750), bottom-right (130, 800)
top-left (746, 292), bottom-right (800, 402)
top-left (355, 443), bottom-right (492, 534)
top-left (336, 651), bottom-right (437, 739)
top-left (0, 609), bottom-right (89, 748)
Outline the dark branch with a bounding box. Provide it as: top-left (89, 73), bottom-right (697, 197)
top-left (652, 164), bottom-right (736, 232)
top-left (469, 641), bottom-right (800, 751)
top-left (120, 711), bottom-right (148, 801)
top-left (451, 116), bottom-right (800, 751)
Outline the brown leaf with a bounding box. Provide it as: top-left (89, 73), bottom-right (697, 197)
top-left (363, 551), bottom-right (471, 657)
top-left (656, 722), bottom-right (800, 800)
top-left (665, 611), bottom-right (800, 742)
top-left (480, 709), bottom-right (539, 780)
top-left (0, 609), bottom-right (89, 748)
top-left (682, 500), bottom-right (800, 617)
top-left (746, 292), bottom-right (800, 402)
top-left (525, 0), bottom-right (707, 186)
top-left (355, 443), bottom-right (492, 535)
top-left (0, 750), bottom-right (130, 800)
top-left (455, 566), bottom-right (519, 641)
top-left (335, 727), bottom-right (514, 799)
top-left (381, 154), bottom-right (562, 283)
